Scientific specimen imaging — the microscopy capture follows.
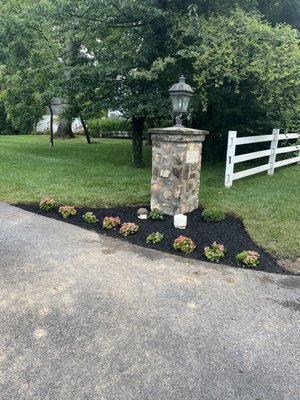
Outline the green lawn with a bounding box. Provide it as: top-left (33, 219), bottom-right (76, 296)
top-left (0, 135), bottom-right (299, 259)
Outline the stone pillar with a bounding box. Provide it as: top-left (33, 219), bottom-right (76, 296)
top-left (150, 126), bottom-right (209, 216)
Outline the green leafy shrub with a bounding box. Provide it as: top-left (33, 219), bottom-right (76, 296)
top-left (201, 207), bottom-right (225, 222)
top-left (83, 212), bottom-right (99, 223)
top-left (173, 236), bottom-right (196, 253)
top-left (236, 250), bottom-right (260, 268)
top-left (88, 118), bottom-right (131, 137)
top-left (148, 208), bottom-right (164, 221)
top-left (59, 206), bottom-right (77, 219)
top-left (39, 197), bottom-right (55, 211)
top-left (87, 119), bottom-right (101, 136)
top-left (146, 232), bottom-right (164, 244)
top-left (102, 216), bottom-right (121, 230)
top-left (204, 242), bottom-right (226, 262)
top-left (119, 222), bottom-right (139, 237)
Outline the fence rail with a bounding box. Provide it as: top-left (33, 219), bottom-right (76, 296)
top-left (224, 129), bottom-right (300, 188)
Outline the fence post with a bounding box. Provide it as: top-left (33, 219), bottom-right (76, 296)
top-left (268, 128), bottom-right (280, 175)
top-left (298, 137), bottom-right (300, 164)
top-left (224, 131), bottom-right (237, 188)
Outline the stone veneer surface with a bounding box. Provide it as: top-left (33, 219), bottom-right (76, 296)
top-left (150, 126), bottom-right (209, 216)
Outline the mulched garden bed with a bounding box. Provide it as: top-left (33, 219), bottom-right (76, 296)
top-left (16, 203), bottom-right (291, 275)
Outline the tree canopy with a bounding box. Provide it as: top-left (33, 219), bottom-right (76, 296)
top-left (0, 0), bottom-right (300, 162)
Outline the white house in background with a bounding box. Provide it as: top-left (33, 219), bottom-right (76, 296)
top-left (36, 116), bottom-right (83, 134)
top-left (108, 110), bottom-right (123, 118)
top-left (36, 98), bottom-right (83, 133)
top-left (36, 103), bottom-right (123, 134)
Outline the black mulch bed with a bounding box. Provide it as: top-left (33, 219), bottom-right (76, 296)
top-left (16, 204), bottom-right (291, 275)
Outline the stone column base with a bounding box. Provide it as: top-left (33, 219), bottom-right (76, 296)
top-left (150, 126), bottom-right (209, 216)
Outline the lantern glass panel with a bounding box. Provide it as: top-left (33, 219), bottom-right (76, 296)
top-left (171, 94), bottom-right (191, 113)
top-left (182, 95), bottom-right (191, 112)
top-left (171, 96), bottom-right (179, 113)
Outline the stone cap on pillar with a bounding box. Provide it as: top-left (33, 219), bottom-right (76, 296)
top-left (148, 126), bottom-right (209, 142)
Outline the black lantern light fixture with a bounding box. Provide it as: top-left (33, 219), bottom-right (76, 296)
top-left (169, 75), bottom-right (194, 126)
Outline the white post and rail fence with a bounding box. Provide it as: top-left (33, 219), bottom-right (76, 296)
top-left (224, 129), bottom-right (300, 188)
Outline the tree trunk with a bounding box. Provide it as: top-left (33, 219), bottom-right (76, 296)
top-left (55, 33), bottom-right (80, 140)
top-left (49, 103), bottom-right (54, 147)
top-left (132, 117), bottom-right (145, 168)
top-left (56, 117), bottom-right (75, 138)
top-left (79, 113), bottom-right (91, 144)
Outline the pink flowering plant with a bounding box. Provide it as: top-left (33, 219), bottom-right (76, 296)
top-left (39, 197), bottom-right (55, 211)
top-left (236, 250), bottom-right (260, 268)
top-left (102, 216), bottom-right (121, 230)
top-left (173, 236), bottom-right (196, 253)
top-left (119, 222), bottom-right (139, 237)
top-left (58, 206), bottom-right (77, 219)
top-left (204, 242), bottom-right (226, 262)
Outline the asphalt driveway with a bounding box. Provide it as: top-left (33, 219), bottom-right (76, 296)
top-left (0, 202), bottom-right (299, 400)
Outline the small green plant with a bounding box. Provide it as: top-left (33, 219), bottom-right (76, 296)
top-left (173, 236), bottom-right (196, 253)
top-left (83, 212), bottom-right (99, 223)
top-left (102, 216), bottom-right (121, 230)
top-left (204, 242), bottom-right (226, 262)
top-left (39, 197), bottom-right (55, 211)
top-left (146, 232), bottom-right (164, 244)
top-left (148, 208), bottom-right (164, 221)
top-left (236, 250), bottom-right (260, 268)
top-left (202, 207), bottom-right (225, 222)
top-left (58, 205), bottom-right (77, 219)
top-left (119, 222), bottom-right (139, 237)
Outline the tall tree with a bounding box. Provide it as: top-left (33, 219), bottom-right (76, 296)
top-left (257, 0), bottom-right (300, 29)
top-left (1, 0), bottom-right (300, 164)
top-left (0, 0), bottom-right (63, 133)
top-left (179, 8), bottom-right (300, 159)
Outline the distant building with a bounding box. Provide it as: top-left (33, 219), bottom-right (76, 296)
top-left (36, 98), bottom-right (83, 133)
top-left (108, 110), bottom-right (123, 118)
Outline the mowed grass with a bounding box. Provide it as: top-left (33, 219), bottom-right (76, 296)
top-left (200, 163), bottom-right (300, 260)
top-left (0, 136), bottom-right (152, 207)
top-left (0, 135), bottom-right (299, 259)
